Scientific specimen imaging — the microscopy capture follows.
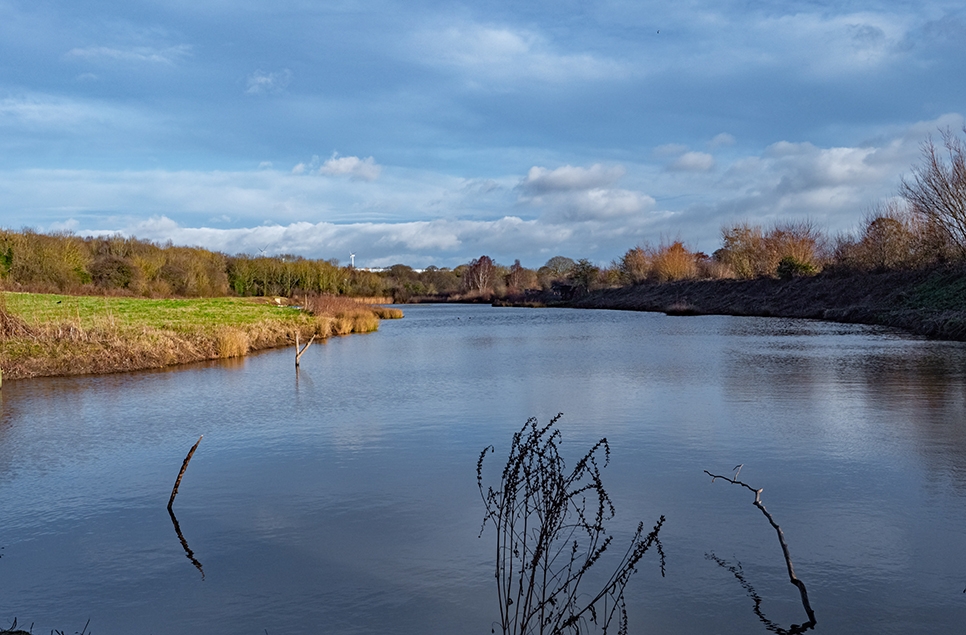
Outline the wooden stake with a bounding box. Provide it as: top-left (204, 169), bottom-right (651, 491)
top-left (295, 332), bottom-right (316, 368)
top-left (168, 435), bottom-right (203, 511)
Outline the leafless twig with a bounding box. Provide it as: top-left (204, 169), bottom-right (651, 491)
top-left (705, 469), bottom-right (816, 630)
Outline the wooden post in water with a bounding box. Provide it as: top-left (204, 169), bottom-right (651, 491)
top-left (168, 435), bottom-right (203, 511)
top-left (295, 331), bottom-right (316, 368)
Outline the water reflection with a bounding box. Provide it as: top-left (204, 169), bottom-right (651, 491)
top-left (167, 508), bottom-right (204, 580)
top-left (706, 553), bottom-right (816, 635)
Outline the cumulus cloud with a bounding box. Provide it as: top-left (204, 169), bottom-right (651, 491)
top-left (520, 164), bottom-right (625, 193)
top-left (669, 152), bottom-right (715, 172)
top-left (318, 154), bottom-right (382, 181)
top-left (3, 114), bottom-right (962, 264)
top-left (245, 69), bottom-right (293, 95)
top-left (516, 163), bottom-right (655, 224)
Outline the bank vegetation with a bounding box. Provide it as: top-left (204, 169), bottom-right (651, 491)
top-left (0, 292), bottom-right (399, 380)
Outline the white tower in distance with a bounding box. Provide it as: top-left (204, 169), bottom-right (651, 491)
top-left (349, 253), bottom-right (356, 268)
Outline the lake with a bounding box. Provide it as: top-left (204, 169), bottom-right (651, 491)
top-left (1, 304), bottom-right (965, 634)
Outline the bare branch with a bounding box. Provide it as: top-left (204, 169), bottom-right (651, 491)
top-left (705, 469), bottom-right (816, 630)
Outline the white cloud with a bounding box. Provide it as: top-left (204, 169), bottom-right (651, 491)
top-left (520, 164), bottom-right (625, 193)
top-left (318, 154), bottom-right (382, 181)
top-left (411, 22), bottom-right (629, 87)
top-left (669, 152), bottom-right (715, 172)
top-left (245, 69), bottom-right (293, 95)
top-left (517, 163), bottom-right (654, 223)
top-left (1, 114), bottom-right (962, 264)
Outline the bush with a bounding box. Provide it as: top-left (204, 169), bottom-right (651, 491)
top-left (478, 415), bottom-right (665, 635)
top-left (777, 256), bottom-right (817, 279)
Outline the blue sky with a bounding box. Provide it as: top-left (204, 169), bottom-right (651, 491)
top-left (1, 1), bottom-right (964, 268)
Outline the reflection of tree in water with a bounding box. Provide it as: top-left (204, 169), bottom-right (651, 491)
top-left (856, 349), bottom-right (966, 493)
top-left (706, 553), bottom-right (815, 634)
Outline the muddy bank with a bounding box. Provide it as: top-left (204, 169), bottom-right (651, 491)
top-left (565, 267), bottom-right (966, 341)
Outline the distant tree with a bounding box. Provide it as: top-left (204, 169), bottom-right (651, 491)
top-left (620, 246), bottom-right (650, 283)
top-left (504, 260), bottom-right (538, 293)
top-left (537, 256), bottom-right (576, 290)
top-left (461, 255), bottom-right (496, 294)
top-left (569, 259), bottom-right (600, 294)
top-left (900, 127), bottom-right (966, 258)
top-left (543, 256), bottom-right (576, 277)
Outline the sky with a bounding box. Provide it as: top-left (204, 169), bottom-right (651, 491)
top-left (1, 1), bottom-right (964, 268)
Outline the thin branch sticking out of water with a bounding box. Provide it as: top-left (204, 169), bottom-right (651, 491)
top-left (168, 436), bottom-right (203, 510)
top-left (704, 469), bottom-right (816, 631)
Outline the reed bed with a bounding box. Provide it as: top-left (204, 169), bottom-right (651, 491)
top-left (0, 292), bottom-right (399, 380)
top-left (301, 294), bottom-right (402, 332)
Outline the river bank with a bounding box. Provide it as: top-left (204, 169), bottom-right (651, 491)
top-left (562, 265), bottom-right (966, 341)
top-left (0, 293), bottom-right (401, 380)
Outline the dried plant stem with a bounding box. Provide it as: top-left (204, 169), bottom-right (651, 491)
top-left (168, 436), bottom-right (203, 510)
top-left (704, 470), bottom-right (816, 629)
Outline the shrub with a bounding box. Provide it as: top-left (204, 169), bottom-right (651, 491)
top-left (619, 246), bottom-right (650, 283)
top-left (478, 415), bottom-right (665, 635)
top-left (650, 241), bottom-right (698, 282)
top-left (718, 222), bottom-right (823, 278)
top-left (777, 256), bottom-right (817, 279)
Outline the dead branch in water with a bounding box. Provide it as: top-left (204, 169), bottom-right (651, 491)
top-left (295, 331), bottom-right (315, 368)
top-left (704, 469), bottom-right (816, 631)
top-left (168, 436), bottom-right (203, 511)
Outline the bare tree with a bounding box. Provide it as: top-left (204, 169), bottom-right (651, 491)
top-left (461, 255), bottom-right (496, 294)
top-left (900, 127), bottom-right (966, 258)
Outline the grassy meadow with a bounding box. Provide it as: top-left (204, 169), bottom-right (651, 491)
top-left (0, 292), bottom-right (401, 380)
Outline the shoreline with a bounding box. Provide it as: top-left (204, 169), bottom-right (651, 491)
top-left (562, 266), bottom-right (966, 341)
top-left (0, 294), bottom-right (401, 381)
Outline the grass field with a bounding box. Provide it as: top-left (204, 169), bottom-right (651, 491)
top-left (0, 292), bottom-right (400, 380)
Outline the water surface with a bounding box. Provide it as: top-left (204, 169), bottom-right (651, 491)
top-left (1, 305), bottom-right (964, 634)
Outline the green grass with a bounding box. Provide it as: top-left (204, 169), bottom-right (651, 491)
top-left (3, 293), bottom-right (308, 332)
top-left (906, 273), bottom-right (966, 312)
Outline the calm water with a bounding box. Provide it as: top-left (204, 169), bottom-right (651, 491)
top-left (1, 305), bottom-right (965, 634)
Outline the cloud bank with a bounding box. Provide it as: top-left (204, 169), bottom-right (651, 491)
top-left (3, 115), bottom-right (958, 267)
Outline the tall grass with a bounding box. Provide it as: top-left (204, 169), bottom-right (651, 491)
top-left (302, 294), bottom-right (402, 334)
